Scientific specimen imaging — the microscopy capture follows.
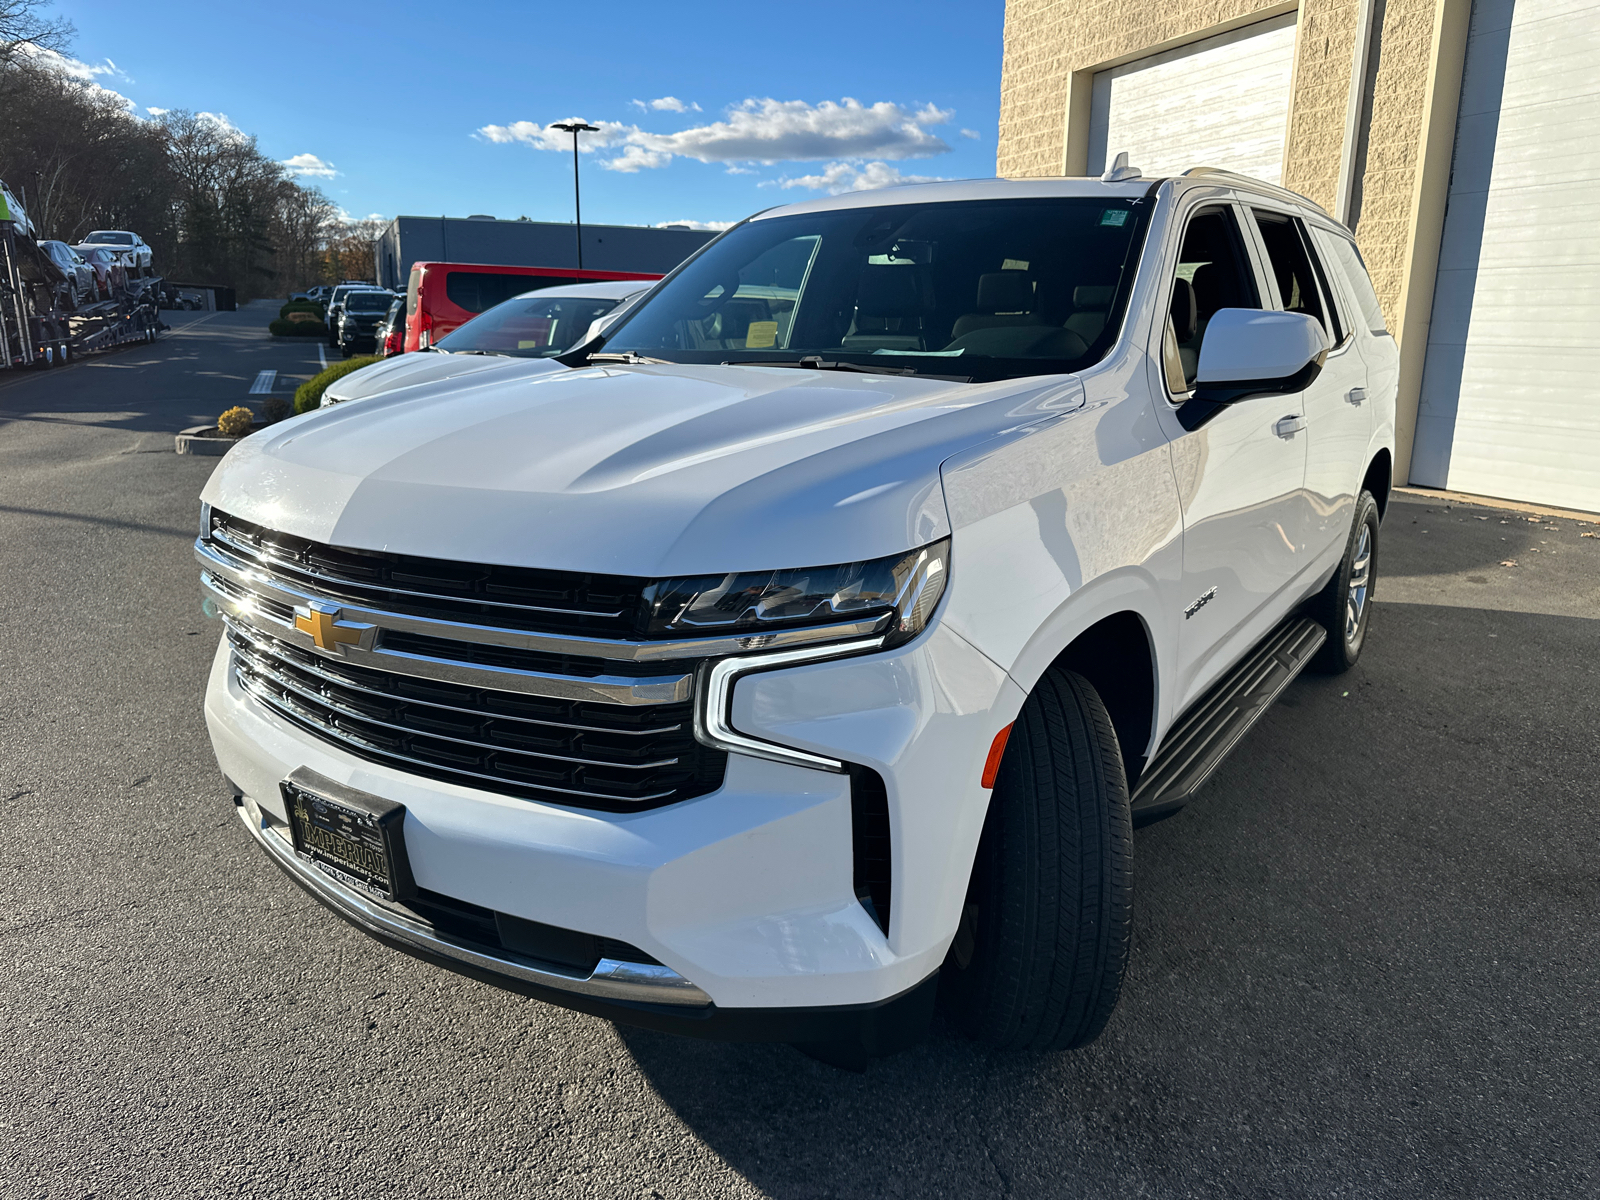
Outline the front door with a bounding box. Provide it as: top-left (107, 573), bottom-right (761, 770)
top-left (1161, 202), bottom-right (1314, 710)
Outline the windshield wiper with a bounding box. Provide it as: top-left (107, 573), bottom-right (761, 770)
top-left (728, 356), bottom-right (916, 377)
top-left (587, 351), bottom-right (673, 365)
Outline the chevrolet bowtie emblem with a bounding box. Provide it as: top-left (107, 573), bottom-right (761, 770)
top-left (293, 601), bottom-right (375, 653)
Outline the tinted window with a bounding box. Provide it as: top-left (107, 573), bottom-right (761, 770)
top-left (345, 292), bottom-right (393, 313)
top-left (1313, 229), bottom-right (1388, 336)
top-left (444, 272), bottom-right (579, 314)
top-left (1165, 206), bottom-right (1260, 390)
top-left (435, 294), bottom-right (623, 357)
top-left (87, 231), bottom-right (134, 245)
top-left (1253, 211), bottom-right (1328, 335)
top-left (605, 197), bottom-right (1153, 381)
top-left (407, 268), bottom-right (421, 317)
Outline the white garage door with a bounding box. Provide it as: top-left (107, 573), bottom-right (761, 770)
top-left (1087, 14), bottom-right (1298, 184)
top-left (1412, 0), bottom-right (1600, 512)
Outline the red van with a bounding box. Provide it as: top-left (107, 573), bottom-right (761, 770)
top-left (404, 262), bottom-right (662, 352)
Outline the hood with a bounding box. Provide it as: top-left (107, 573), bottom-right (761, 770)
top-left (323, 352), bottom-right (562, 403)
top-left (203, 363), bottom-right (1085, 577)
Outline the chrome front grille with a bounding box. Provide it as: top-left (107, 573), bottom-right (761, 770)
top-left (198, 507), bottom-right (889, 806)
top-left (227, 625), bottom-right (722, 809)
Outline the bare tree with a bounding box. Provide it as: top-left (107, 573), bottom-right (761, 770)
top-left (0, 0), bottom-right (72, 67)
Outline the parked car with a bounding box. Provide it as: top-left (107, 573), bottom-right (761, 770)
top-left (403, 262), bottom-right (661, 352)
top-left (74, 245), bottom-right (126, 299)
top-left (336, 289), bottom-right (397, 357)
top-left (320, 280), bottom-right (647, 406)
top-left (198, 168), bottom-right (1396, 1063)
top-left (78, 229), bottom-right (152, 273)
top-left (38, 240), bottom-right (95, 308)
top-left (373, 297), bottom-right (407, 357)
top-left (323, 284), bottom-right (387, 348)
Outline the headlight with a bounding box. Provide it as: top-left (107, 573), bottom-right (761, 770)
top-left (642, 538), bottom-right (948, 649)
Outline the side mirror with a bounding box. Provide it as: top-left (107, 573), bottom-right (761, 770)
top-left (1194, 308), bottom-right (1328, 397)
top-left (1178, 309), bottom-right (1328, 430)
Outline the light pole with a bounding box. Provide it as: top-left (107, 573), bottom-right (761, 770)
top-left (548, 120), bottom-right (599, 270)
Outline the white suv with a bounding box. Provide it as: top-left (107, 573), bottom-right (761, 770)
top-left (197, 169), bottom-right (1395, 1064)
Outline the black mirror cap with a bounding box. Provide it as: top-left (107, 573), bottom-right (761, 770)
top-left (1176, 351), bottom-right (1326, 432)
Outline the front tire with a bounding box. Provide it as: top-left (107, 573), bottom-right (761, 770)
top-left (940, 667), bottom-right (1133, 1051)
top-left (1308, 490), bottom-right (1380, 674)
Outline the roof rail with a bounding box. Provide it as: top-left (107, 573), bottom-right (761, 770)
top-left (1180, 167), bottom-right (1331, 217)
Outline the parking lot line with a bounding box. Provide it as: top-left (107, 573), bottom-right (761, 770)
top-left (249, 370), bottom-right (276, 394)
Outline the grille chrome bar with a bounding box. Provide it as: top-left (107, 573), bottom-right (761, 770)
top-left (198, 536), bottom-right (889, 664)
top-left (224, 620), bottom-right (682, 738)
top-left (230, 629), bottom-right (680, 772)
top-left (235, 666), bottom-right (685, 805)
top-left (202, 568), bottom-right (692, 706)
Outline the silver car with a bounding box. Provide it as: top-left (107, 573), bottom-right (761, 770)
top-left (78, 229), bottom-right (153, 273)
top-left (38, 240), bottom-right (95, 308)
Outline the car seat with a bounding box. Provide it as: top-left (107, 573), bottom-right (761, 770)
top-left (841, 265), bottom-right (934, 352)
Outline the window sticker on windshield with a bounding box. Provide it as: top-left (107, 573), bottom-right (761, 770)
top-left (1001, 258), bottom-right (1029, 271)
top-left (745, 321), bottom-right (778, 349)
top-left (1100, 209), bottom-right (1130, 227)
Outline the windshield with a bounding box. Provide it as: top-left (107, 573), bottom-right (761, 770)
top-left (345, 292), bottom-right (393, 313)
top-left (435, 294), bottom-right (625, 357)
top-left (87, 231), bottom-right (133, 245)
top-left (602, 197), bottom-right (1151, 380)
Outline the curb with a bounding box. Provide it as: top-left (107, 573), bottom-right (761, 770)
top-left (175, 425), bottom-right (239, 456)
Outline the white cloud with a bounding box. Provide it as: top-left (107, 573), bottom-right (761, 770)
top-left (281, 152), bottom-right (339, 179)
top-left (477, 97), bottom-right (956, 176)
top-left (196, 111), bottom-right (249, 143)
top-left (724, 165), bottom-right (757, 175)
top-left (777, 161), bottom-right (947, 195)
top-left (19, 45), bottom-right (137, 109)
top-left (960, 128), bottom-right (981, 140)
top-left (602, 144), bottom-right (672, 173)
top-left (145, 106), bottom-right (168, 117)
top-left (649, 96), bottom-right (700, 112)
top-left (654, 219), bottom-right (735, 232)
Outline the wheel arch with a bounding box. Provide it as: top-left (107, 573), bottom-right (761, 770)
top-left (1362, 448), bottom-right (1393, 520)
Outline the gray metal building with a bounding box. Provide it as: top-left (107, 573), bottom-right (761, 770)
top-left (374, 216), bottom-right (717, 291)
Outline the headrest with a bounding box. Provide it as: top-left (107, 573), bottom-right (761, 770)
top-left (857, 265), bottom-right (933, 317)
top-left (1072, 284), bottom-right (1114, 309)
top-left (974, 271), bottom-right (1033, 313)
top-left (1170, 277), bottom-right (1197, 342)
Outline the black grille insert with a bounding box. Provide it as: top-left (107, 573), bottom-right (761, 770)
top-left (209, 510), bottom-right (650, 636)
top-left (850, 766), bottom-right (891, 935)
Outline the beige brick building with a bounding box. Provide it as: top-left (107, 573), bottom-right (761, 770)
top-left (998, 0), bottom-right (1600, 512)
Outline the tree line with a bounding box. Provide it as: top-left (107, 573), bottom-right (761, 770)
top-left (0, 2), bottom-right (374, 298)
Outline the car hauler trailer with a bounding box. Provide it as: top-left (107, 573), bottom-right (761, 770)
top-left (1, 185), bottom-right (165, 370)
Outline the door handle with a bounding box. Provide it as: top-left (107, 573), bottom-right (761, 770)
top-left (1346, 387), bottom-right (1367, 406)
top-left (1274, 414), bottom-right (1306, 438)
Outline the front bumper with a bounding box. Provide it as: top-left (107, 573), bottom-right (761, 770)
top-left (205, 616), bottom-right (1021, 1033)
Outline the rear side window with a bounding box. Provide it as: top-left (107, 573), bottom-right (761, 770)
top-left (1313, 229), bottom-right (1389, 336)
top-left (444, 271), bottom-right (579, 314)
top-left (1252, 211), bottom-right (1329, 337)
top-left (407, 268), bottom-right (421, 316)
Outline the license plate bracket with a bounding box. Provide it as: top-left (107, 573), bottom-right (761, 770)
top-left (281, 768), bottom-right (414, 901)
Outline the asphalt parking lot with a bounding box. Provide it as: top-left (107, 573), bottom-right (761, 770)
top-left (2, 306), bottom-right (1597, 1199)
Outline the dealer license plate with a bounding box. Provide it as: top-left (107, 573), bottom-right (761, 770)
top-left (281, 769), bottom-right (413, 901)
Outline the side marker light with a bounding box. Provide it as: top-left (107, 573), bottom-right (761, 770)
top-left (981, 723), bottom-right (1014, 789)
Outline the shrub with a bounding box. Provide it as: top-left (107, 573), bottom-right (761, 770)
top-left (216, 406), bottom-right (254, 437)
top-left (269, 318), bottom-right (327, 337)
top-left (262, 396), bottom-right (290, 423)
top-left (295, 356), bottom-right (382, 414)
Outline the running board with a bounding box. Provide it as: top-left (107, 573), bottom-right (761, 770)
top-left (1130, 617), bottom-right (1326, 826)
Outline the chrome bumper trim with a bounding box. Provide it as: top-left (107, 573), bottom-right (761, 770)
top-left (197, 536), bottom-right (889, 663)
top-left (233, 795), bottom-right (712, 1008)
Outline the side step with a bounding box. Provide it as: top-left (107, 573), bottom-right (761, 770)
top-left (1130, 617), bottom-right (1326, 826)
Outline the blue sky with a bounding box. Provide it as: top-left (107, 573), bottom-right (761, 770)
top-left (56, 0), bottom-right (1005, 230)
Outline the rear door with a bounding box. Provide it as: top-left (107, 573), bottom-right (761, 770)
top-left (1160, 200), bottom-right (1314, 709)
top-left (1247, 207), bottom-right (1369, 581)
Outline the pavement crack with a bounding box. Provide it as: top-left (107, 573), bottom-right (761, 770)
top-left (4, 790), bottom-right (34, 803)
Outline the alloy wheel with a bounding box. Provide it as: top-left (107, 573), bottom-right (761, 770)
top-left (1345, 525), bottom-right (1372, 643)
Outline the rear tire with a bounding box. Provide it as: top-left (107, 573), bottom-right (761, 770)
top-left (940, 667), bottom-right (1133, 1051)
top-left (1307, 490), bottom-right (1380, 674)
